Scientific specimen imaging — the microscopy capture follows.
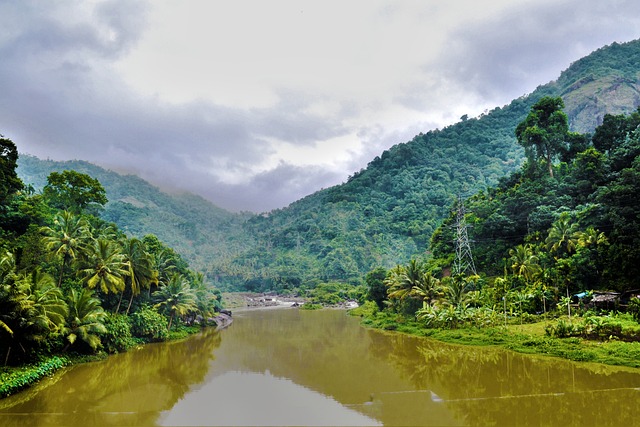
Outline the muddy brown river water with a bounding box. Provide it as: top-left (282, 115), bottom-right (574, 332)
top-left (1, 308), bottom-right (639, 426)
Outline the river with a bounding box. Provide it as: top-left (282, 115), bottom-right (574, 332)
top-left (1, 308), bottom-right (639, 426)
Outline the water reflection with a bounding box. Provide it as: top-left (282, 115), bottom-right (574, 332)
top-left (0, 328), bottom-right (222, 426)
top-left (367, 329), bottom-right (640, 426)
top-left (159, 371), bottom-right (381, 426)
top-left (1, 309), bottom-right (640, 426)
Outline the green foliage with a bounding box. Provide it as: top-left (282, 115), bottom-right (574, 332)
top-left (130, 305), bottom-right (169, 341)
top-left (0, 136), bottom-right (23, 206)
top-left (306, 282), bottom-right (363, 305)
top-left (299, 302), bottom-right (322, 310)
top-left (515, 96), bottom-right (571, 178)
top-left (365, 267), bottom-right (388, 310)
top-left (629, 298), bottom-right (640, 322)
top-left (43, 170), bottom-right (107, 214)
top-left (0, 355), bottom-right (69, 398)
top-left (66, 288), bottom-right (107, 352)
top-left (100, 313), bottom-right (134, 353)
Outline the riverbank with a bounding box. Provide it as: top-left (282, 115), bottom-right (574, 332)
top-left (349, 305), bottom-right (640, 369)
top-left (0, 314), bottom-right (233, 400)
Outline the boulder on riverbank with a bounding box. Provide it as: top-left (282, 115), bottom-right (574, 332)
top-left (211, 312), bottom-right (233, 329)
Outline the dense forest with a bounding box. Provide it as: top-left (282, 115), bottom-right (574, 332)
top-left (0, 140), bottom-right (223, 378)
top-left (333, 98), bottom-right (640, 371)
top-left (367, 97), bottom-right (640, 343)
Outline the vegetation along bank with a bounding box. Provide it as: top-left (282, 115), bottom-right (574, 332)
top-left (0, 140), bottom-right (226, 398)
top-left (349, 98), bottom-right (640, 369)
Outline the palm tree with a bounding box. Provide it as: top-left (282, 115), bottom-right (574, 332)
top-left (410, 271), bottom-right (441, 306)
top-left (190, 272), bottom-right (218, 319)
top-left (153, 273), bottom-right (197, 331)
top-left (41, 211), bottom-right (90, 286)
top-left (17, 269), bottom-right (68, 334)
top-left (509, 244), bottom-right (541, 283)
top-left (386, 259), bottom-right (424, 301)
top-left (441, 274), bottom-right (472, 308)
top-left (66, 288), bottom-right (107, 351)
top-left (545, 212), bottom-right (580, 257)
top-left (78, 238), bottom-right (128, 296)
top-left (119, 238), bottom-right (158, 314)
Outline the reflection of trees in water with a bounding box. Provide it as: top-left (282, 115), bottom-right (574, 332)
top-left (366, 329), bottom-right (640, 426)
top-left (0, 328), bottom-right (222, 427)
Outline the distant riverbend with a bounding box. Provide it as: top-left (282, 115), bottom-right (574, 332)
top-left (1, 308), bottom-right (640, 426)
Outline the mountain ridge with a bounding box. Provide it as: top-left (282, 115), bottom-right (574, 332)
top-left (17, 38), bottom-right (640, 291)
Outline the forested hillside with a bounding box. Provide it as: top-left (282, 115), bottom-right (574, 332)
top-left (226, 39), bottom-right (640, 291)
top-left (16, 39), bottom-right (640, 293)
top-left (17, 156), bottom-right (255, 272)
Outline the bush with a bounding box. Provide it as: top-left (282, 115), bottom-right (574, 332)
top-left (545, 319), bottom-right (584, 338)
top-left (0, 356), bottom-right (69, 397)
top-left (629, 298), bottom-right (640, 322)
top-left (130, 306), bottom-right (169, 342)
top-left (100, 313), bottom-right (135, 353)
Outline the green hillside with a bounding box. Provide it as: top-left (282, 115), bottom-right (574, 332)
top-left (17, 39), bottom-right (640, 292)
top-left (229, 40), bottom-right (640, 291)
top-left (16, 156), bottom-right (255, 273)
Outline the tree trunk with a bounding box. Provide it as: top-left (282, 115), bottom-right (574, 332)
top-left (126, 291), bottom-right (134, 315)
top-left (115, 291), bottom-right (124, 314)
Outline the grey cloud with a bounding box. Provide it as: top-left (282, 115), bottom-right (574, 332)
top-left (423, 1), bottom-right (640, 104)
top-left (0, 1), bottom-right (357, 212)
top-left (184, 162), bottom-right (343, 213)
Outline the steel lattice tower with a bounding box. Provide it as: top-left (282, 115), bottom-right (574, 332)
top-left (453, 195), bottom-right (477, 276)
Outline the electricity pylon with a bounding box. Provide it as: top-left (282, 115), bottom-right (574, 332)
top-left (453, 195), bottom-right (477, 276)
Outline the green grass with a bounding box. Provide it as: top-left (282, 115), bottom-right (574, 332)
top-left (353, 311), bottom-right (640, 369)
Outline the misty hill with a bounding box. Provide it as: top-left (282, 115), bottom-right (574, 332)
top-left (16, 156), bottom-right (255, 272)
top-left (17, 39), bottom-right (640, 292)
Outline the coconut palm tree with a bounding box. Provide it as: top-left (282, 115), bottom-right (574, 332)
top-left (119, 238), bottom-right (158, 314)
top-left (509, 244), bottom-right (541, 283)
top-left (16, 269), bottom-right (68, 334)
top-left (78, 238), bottom-right (128, 296)
top-left (386, 259), bottom-right (424, 301)
top-left (41, 211), bottom-right (90, 286)
top-left (410, 271), bottom-right (441, 306)
top-left (545, 212), bottom-right (580, 257)
top-left (66, 288), bottom-right (107, 351)
top-left (190, 272), bottom-right (218, 319)
top-left (153, 273), bottom-right (197, 331)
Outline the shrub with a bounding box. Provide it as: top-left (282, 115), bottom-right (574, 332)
top-left (545, 319), bottom-right (583, 338)
top-left (0, 356), bottom-right (69, 397)
top-left (629, 298), bottom-right (640, 322)
top-left (130, 306), bottom-right (169, 342)
top-left (100, 313), bottom-right (135, 353)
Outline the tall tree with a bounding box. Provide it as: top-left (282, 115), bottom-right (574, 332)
top-left (120, 238), bottom-right (157, 314)
top-left (545, 212), bottom-right (580, 257)
top-left (0, 136), bottom-right (23, 206)
top-left (509, 244), bottom-right (541, 284)
top-left (43, 170), bottom-right (107, 214)
top-left (515, 96), bottom-right (570, 178)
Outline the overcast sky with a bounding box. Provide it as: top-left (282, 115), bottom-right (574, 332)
top-left (2, 0), bottom-right (640, 212)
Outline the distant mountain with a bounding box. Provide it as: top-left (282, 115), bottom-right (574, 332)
top-left (17, 39), bottom-right (640, 292)
top-left (16, 156), bottom-right (255, 273)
